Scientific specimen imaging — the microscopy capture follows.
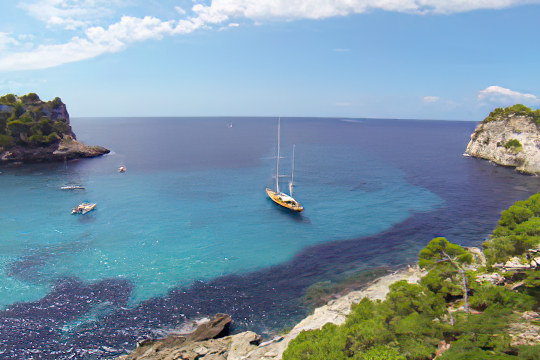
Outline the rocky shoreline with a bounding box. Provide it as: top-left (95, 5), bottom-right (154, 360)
top-left (465, 105), bottom-right (540, 175)
top-left (117, 266), bottom-right (425, 360)
top-left (0, 137), bottom-right (109, 163)
top-left (117, 241), bottom-right (540, 360)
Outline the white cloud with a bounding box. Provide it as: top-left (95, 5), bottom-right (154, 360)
top-left (4, 0), bottom-right (540, 71)
top-left (423, 96), bottom-right (439, 103)
top-left (20, 0), bottom-right (123, 30)
top-left (175, 6), bottom-right (187, 15)
top-left (477, 85), bottom-right (540, 106)
top-left (185, 0), bottom-right (540, 20)
top-left (0, 16), bottom-right (175, 70)
top-left (0, 33), bottom-right (19, 51)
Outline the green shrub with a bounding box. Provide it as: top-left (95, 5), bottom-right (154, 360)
top-left (283, 323), bottom-right (348, 360)
top-left (484, 193), bottom-right (540, 264)
top-left (521, 270), bottom-right (540, 302)
top-left (50, 97), bottom-right (63, 109)
top-left (21, 93), bottom-right (40, 103)
top-left (483, 104), bottom-right (540, 127)
top-left (420, 265), bottom-right (464, 300)
top-left (516, 345), bottom-right (540, 360)
top-left (53, 120), bottom-right (71, 136)
top-left (0, 134), bottom-right (14, 148)
top-left (496, 204), bottom-right (533, 230)
top-left (45, 132), bottom-right (60, 143)
top-left (36, 117), bottom-right (53, 136)
top-left (418, 237), bottom-right (471, 269)
top-left (354, 345), bottom-right (405, 360)
top-left (28, 133), bottom-right (45, 146)
top-left (12, 102), bottom-right (25, 118)
top-left (506, 104), bottom-right (530, 116)
top-left (439, 308), bottom-right (516, 359)
top-left (0, 94), bottom-right (17, 104)
top-left (514, 218), bottom-right (540, 236)
top-left (7, 119), bottom-right (30, 138)
top-left (504, 139), bottom-right (522, 151)
top-left (469, 284), bottom-right (536, 311)
top-left (0, 113), bottom-right (9, 135)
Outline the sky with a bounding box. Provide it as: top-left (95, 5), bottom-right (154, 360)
top-left (1, 0), bottom-right (540, 120)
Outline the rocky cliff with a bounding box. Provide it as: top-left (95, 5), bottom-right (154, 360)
top-left (465, 104), bottom-right (540, 175)
top-left (0, 93), bottom-right (109, 163)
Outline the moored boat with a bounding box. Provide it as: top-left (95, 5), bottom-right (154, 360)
top-left (60, 185), bottom-right (85, 190)
top-left (72, 202), bottom-right (96, 214)
top-left (266, 118), bottom-right (304, 212)
top-left (266, 188), bottom-right (303, 212)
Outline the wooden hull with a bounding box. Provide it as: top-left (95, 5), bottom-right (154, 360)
top-left (266, 188), bottom-right (303, 212)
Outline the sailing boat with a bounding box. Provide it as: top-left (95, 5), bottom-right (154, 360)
top-left (266, 118), bottom-right (304, 212)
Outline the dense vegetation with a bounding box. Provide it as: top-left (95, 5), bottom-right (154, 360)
top-left (483, 104), bottom-right (540, 127)
top-left (284, 194), bottom-right (540, 360)
top-left (484, 193), bottom-right (540, 265)
top-left (0, 93), bottom-right (73, 149)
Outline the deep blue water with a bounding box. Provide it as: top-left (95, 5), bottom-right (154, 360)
top-left (0, 117), bottom-right (538, 359)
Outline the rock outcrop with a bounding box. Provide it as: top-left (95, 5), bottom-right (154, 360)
top-left (465, 104), bottom-right (540, 175)
top-left (0, 93), bottom-right (109, 163)
top-left (118, 314), bottom-right (260, 360)
top-left (118, 267), bottom-right (425, 360)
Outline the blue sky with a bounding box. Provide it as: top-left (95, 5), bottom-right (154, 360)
top-left (1, 0), bottom-right (540, 120)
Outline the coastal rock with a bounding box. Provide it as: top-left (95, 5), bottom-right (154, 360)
top-left (53, 137), bottom-right (110, 159)
top-left (118, 269), bottom-right (425, 360)
top-left (0, 93), bottom-right (109, 164)
top-left (227, 331), bottom-right (260, 360)
top-left (464, 105), bottom-right (540, 175)
top-left (509, 311), bottom-right (540, 346)
top-left (119, 314), bottom-right (232, 360)
top-left (187, 313), bottom-right (231, 342)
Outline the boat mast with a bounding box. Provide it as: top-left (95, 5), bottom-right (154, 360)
top-left (276, 117), bottom-right (281, 193)
top-left (289, 144), bottom-right (295, 196)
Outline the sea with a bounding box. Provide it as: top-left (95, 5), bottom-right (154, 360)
top-left (0, 117), bottom-right (538, 359)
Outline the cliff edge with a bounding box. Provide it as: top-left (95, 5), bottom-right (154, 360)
top-left (465, 104), bottom-right (540, 175)
top-left (0, 93), bottom-right (109, 163)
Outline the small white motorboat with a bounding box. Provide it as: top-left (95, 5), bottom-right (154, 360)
top-left (72, 202), bottom-right (96, 215)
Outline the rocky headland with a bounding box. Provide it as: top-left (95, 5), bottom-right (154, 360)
top-left (465, 104), bottom-right (540, 175)
top-left (0, 93), bottom-right (109, 163)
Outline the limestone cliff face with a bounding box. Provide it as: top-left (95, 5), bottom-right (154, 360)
top-left (465, 109), bottom-right (540, 175)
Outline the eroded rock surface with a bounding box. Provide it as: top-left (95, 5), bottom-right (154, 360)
top-left (465, 109), bottom-right (540, 175)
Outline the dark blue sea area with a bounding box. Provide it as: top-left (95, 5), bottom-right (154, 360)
top-left (0, 117), bottom-right (538, 359)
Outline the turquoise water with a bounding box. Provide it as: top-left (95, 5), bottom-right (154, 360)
top-left (1, 117), bottom-right (538, 358)
top-left (0, 141), bottom-right (442, 307)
